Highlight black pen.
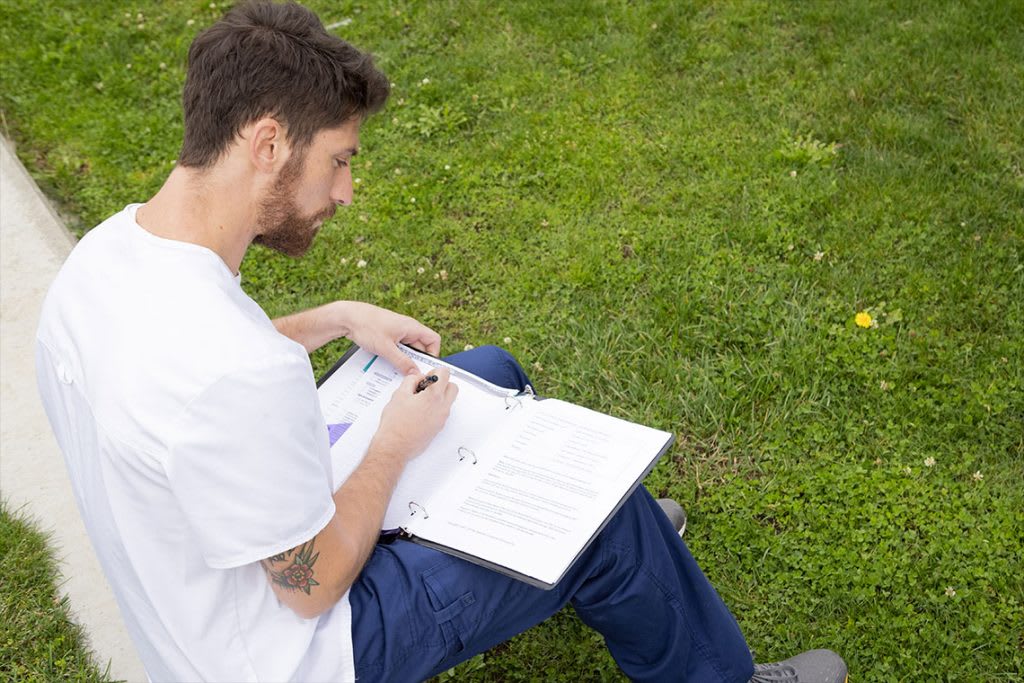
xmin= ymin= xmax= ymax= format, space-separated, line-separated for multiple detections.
xmin=415 ymin=374 xmax=439 ymax=393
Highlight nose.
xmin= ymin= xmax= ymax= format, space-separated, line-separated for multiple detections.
xmin=332 ymin=164 xmax=354 ymax=206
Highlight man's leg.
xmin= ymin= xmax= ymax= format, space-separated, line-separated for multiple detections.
xmin=440 ymin=344 xmax=534 ymax=392
xmin=348 ymin=346 xmax=754 ymax=682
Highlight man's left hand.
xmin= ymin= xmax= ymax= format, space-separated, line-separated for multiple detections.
xmin=336 ymin=302 xmax=440 ymax=375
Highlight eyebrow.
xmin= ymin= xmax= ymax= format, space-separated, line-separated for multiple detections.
xmin=337 ymin=147 xmax=359 ymax=157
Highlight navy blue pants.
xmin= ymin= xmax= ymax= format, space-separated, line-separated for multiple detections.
xmin=350 ymin=346 xmax=754 ymax=682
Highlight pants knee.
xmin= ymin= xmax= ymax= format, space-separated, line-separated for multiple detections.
xmin=445 ymin=345 xmax=531 ymax=392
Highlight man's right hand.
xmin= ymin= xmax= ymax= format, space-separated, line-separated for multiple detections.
xmin=373 ymin=367 xmax=458 ymax=463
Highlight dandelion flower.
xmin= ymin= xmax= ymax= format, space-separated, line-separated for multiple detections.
xmin=463 ymin=344 xmax=474 ymax=351
xmin=945 ymin=586 xmax=956 ymax=597
xmin=354 ymin=178 xmax=362 ymax=184
xmin=972 ymin=471 xmax=984 ymax=481
xmin=789 ymin=170 xmax=797 ymax=177
xmin=813 ymin=251 xmax=825 ymax=261
xmin=357 ymin=259 xmax=367 ymax=268
xmin=444 ymin=164 xmax=451 ymax=170
xmin=503 ymin=336 xmax=512 ymax=344
xmin=855 ymin=312 xmax=873 ymax=328
xmin=421 ymin=77 xmax=431 ymax=85
xmin=187 ymin=19 xmax=195 ymax=26
xmin=159 ymin=62 xmax=167 ymax=70
xmin=410 ymin=197 xmax=416 ymax=203
xmin=416 ymin=267 xmax=425 ymax=275
xmin=903 ymin=466 xmax=912 ymax=475
xmin=924 ymin=456 xmax=936 ymax=468
xmin=340 ymin=257 xmax=349 ymax=265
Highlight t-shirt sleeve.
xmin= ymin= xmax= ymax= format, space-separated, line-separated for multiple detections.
xmin=166 ymin=353 xmax=336 ymax=569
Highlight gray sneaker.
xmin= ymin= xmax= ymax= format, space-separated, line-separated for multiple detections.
xmin=749 ymin=649 xmax=848 ymax=683
xmin=656 ymin=498 xmax=687 ymax=537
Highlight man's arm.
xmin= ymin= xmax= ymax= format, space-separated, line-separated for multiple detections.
xmin=260 ymin=369 xmax=458 ymax=619
xmin=273 ymin=301 xmax=440 ymax=374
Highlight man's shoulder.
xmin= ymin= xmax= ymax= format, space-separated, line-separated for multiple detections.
xmin=36 ymin=204 xmax=312 ymax=445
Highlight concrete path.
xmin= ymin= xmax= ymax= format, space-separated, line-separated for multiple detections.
xmin=1 ymin=136 xmax=148 ymax=682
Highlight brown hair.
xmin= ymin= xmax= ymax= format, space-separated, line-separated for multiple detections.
xmin=178 ymin=1 xmax=389 ymax=168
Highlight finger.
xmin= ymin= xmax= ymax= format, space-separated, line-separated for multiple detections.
xmin=379 ymin=343 xmax=419 ymax=376
xmin=423 ymin=333 xmax=441 ymax=357
xmin=403 ymin=325 xmax=441 ymax=357
xmin=397 ymin=373 xmax=422 ymax=394
xmin=430 ymin=367 xmax=451 ymax=389
xmin=444 ymin=381 xmax=459 ymax=405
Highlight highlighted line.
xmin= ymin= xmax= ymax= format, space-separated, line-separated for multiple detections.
xmin=362 ymin=355 xmax=378 ymax=372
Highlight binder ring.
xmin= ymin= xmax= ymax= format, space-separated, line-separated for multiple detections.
xmin=457 ymin=446 xmax=477 ymax=464
xmin=408 ymin=501 xmax=429 ymax=519
xmin=505 ymin=395 xmax=524 ymax=411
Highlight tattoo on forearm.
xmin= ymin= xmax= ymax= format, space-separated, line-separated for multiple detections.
xmin=261 ymin=540 xmax=320 ymax=595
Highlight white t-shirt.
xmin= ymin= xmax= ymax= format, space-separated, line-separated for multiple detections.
xmin=35 ymin=204 xmax=355 ymax=682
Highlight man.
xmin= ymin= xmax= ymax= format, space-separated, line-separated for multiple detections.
xmin=36 ymin=2 xmax=847 ymax=681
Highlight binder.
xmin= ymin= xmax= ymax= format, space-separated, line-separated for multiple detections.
xmin=317 ymin=345 xmax=674 ymax=589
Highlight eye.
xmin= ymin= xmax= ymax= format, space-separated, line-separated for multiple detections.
xmin=333 ymin=158 xmax=349 ymax=169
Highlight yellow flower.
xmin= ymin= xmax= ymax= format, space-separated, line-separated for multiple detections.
xmin=855 ymin=312 xmax=873 ymax=328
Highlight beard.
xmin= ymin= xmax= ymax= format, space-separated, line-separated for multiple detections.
xmin=253 ymin=153 xmax=336 ymax=258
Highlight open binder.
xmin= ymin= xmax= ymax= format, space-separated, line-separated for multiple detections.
xmin=317 ymin=345 xmax=674 ymax=589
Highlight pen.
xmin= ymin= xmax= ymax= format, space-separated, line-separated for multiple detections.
xmin=415 ymin=374 xmax=439 ymax=393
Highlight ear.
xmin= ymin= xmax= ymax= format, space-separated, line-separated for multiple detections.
xmin=248 ymin=117 xmax=291 ymax=173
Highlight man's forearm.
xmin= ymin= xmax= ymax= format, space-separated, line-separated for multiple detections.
xmin=273 ymin=301 xmax=354 ymax=353
xmin=329 ymin=435 xmax=410 ymax=576
xmin=263 ymin=434 xmax=409 ymax=620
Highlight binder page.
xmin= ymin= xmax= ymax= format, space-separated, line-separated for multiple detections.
xmin=318 ymin=348 xmax=382 ymax=447
xmin=317 ymin=348 xmax=517 ymax=531
xmin=410 ymin=398 xmax=671 ymax=586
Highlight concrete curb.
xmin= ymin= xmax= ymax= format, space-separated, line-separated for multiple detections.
xmin=1 ymin=136 xmax=148 ymax=682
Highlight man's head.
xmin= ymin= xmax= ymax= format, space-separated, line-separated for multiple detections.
xmin=178 ymin=0 xmax=389 ymax=169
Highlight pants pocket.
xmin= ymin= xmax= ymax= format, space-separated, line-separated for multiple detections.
xmin=422 ymin=560 xmax=477 ymax=660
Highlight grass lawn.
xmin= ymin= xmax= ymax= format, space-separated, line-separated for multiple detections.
xmin=0 ymin=502 xmax=111 ymax=681
xmin=2 ymin=0 xmax=1022 ymax=680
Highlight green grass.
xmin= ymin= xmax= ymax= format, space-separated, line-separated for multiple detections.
xmin=0 ymin=502 xmax=112 ymax=681
xmin=2 ymin=0 xmax=1022 ymax=680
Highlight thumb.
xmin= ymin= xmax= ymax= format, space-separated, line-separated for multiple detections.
xmin=397 ymin=373 xmax=422 ymax=394
xmin=379 ymin=343 xmax=419 ymax=376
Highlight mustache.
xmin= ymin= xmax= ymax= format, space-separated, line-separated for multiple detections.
xmin=315 ymin=204 xmax=337 ymax=224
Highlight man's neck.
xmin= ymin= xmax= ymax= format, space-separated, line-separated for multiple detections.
xmin=135 ymin=165 xmax=258 ymax=275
